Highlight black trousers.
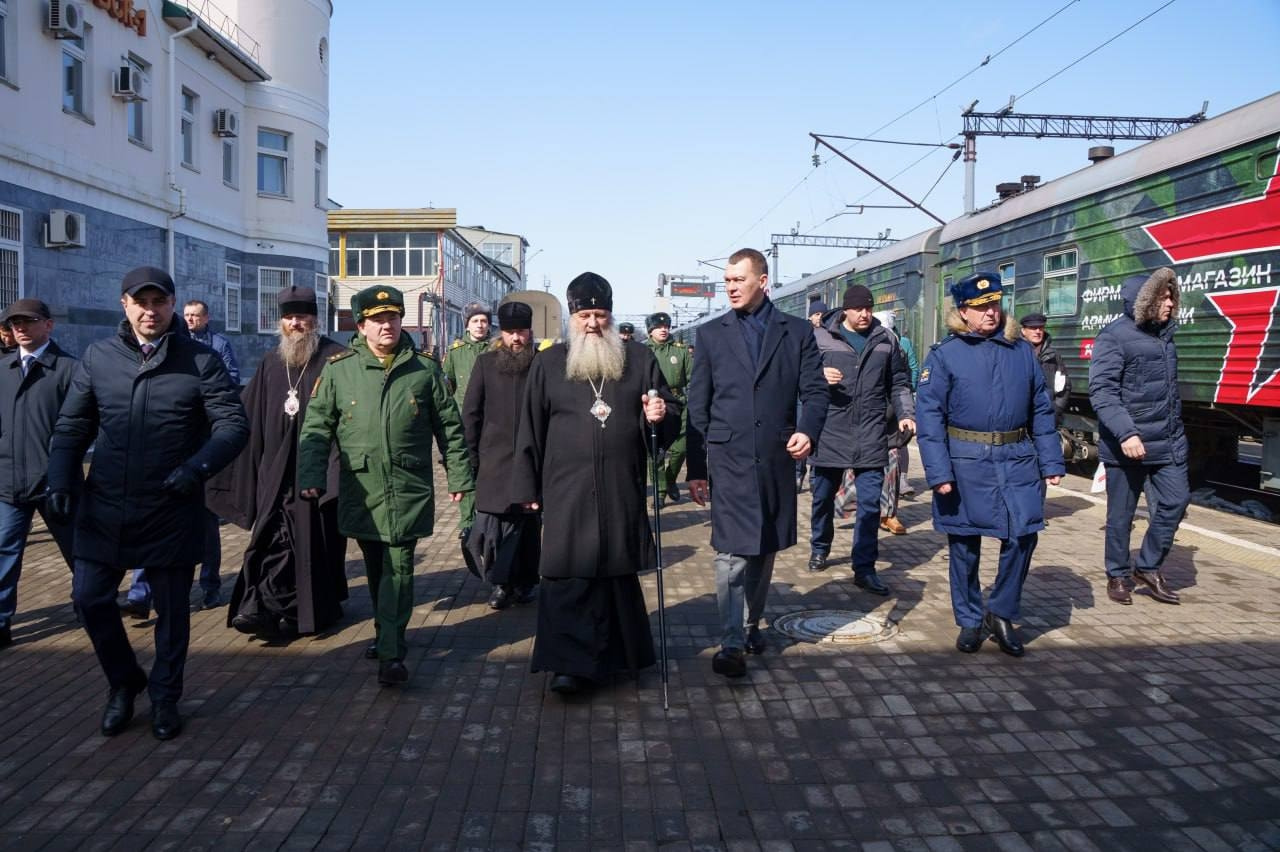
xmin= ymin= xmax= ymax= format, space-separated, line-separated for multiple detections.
xmin=73 ymin=559 xmax=195 ymax=704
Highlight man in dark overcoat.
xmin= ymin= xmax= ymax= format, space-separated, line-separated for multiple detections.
xmin=46 ymin=266 xmax=248 ymax=739
xmin=0 ymin=298 xmax=78 ymax=648
xmin=916 ymin=271 xmax=1064 ymax=658
xmin=1088 ymin=267 xmax=1188 ymax=606
xmin=513 ymin=273 xmax=678 ymax=696
xmin=806 ymin=286 xmax=914 ymax=592
xmin=207 ymin=285 xmax=349 ymax=638
xmin=462 ymin=300 xmax=541 ymax=610
xmin=686 ymin=248 xmax=828 ymax=678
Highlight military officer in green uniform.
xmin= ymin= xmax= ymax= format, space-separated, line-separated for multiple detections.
xmin=444 ymin=302 xmax=492 ymax=531
xmin=645 ymin=312 xmax=694 ymax=503
xmin=299 ymin=286 xmax=473 ymax=687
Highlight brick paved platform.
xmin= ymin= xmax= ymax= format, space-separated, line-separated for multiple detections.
xmin=2 ymin=469 xmax=1278 ymax=851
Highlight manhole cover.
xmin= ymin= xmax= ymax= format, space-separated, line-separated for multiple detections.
xmin=772 ymin=608 xmax=898 ymax=644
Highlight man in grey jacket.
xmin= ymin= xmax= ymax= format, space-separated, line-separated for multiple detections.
xmin=806 ymin=286 xmax=914 ymax=595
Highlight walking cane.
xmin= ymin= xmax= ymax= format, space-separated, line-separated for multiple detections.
xmin=647 ymin=389 xmax=670 ymax=711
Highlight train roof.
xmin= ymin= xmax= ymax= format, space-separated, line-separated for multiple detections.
xmin=941 ymin=91 xmax=1280 ymax=244
xmin=845 ymin=226 xmax=942 ymax=271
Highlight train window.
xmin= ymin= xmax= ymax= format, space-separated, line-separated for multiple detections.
xmin=1257 ymin=148 xmax=1279 ymax=182
xmin=1043 ymin=249 xmax=1078 ymax=317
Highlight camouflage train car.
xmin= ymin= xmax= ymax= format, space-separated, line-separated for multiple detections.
xmin=937 ymin=92 xmax=1279 ymax=491
xmin=673 ymin=92 xmax=1279 ymax=493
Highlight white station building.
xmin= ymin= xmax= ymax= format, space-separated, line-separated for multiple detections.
xmin=0 ymin=0 xmax=333 ymax=372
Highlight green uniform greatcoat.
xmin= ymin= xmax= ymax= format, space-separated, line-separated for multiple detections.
xmin=646 ymin=337 xmax=694 ymax=495
xmin=444 ymin=334 xmax=491 ymax=526
xmin=298 ymin=331 xmax=473 ymax=660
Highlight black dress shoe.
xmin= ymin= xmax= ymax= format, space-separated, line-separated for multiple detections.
xmin=854 ymin=573 xmax=890 ymax=596
xmin=955 ymin=626 xmax=985 ymax=653
xmin=119 ymin=600 xmax=150 ymax=619
xmin=488 ymin=585 xmax=511 ymax=610
xmin=101 ymin=678 xmax=146 ymax=736
xmin=983 ymin=612 xmax=1025 ymax=657
xmin=232 ymin=613 xmax=280 ymax=637
xmin=151 ymin=702 xmax=183 ymax=740
xmin=666 ymin=482 xmax=680 ymax=503
xmin=745 ymin=626 xmax=767 ymax=655
xmin=1106 ymin=577 xmax=1133 ymax=605
xmin=363 ymin=642 xmax=379 ymax=660
xmin=807 ymin=553 xmax=828 ymax=573
xmin=514 ymin=586 xmax=537 ymax=604
xmin=712 ymin=647 xmax=747 ymax=678
xmin=378 ymin=659 xmax=409 ymax=686
xmin=1133 ymin=570 xmax=1180 ymax=604
xmin=200 ymin=590 xmax=225 ymax=610
xmin=549 ymin=673 xmax=583 ymax=695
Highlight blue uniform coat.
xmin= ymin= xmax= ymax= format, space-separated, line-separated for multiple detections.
xmin=685 ymin=299 xmax=828 ymax=556
xmin=916 ymin=312 xmax=1065 ymax=539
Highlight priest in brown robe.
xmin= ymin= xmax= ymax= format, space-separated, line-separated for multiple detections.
xmin=208 ymin=286 xmax=349 ymax=637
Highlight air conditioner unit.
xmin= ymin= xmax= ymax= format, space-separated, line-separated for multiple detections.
xmin=45 ymin=210 xmax=86 ymax=249
xmin=112 ymin=65 xmax=149 ymax=101
xmin=47 ymin=1 xmax=84 ymax=39
xmin=213 ymin=109 xmax=240 ymax=138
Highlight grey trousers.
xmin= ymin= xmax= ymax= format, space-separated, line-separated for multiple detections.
xmin=714 ymin=551 xmax=776 ymax=650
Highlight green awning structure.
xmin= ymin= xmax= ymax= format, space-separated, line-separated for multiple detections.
xmin=162 ymin=1 xmax=270 ymax=83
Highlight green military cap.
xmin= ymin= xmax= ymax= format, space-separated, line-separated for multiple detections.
xmin=352 ymin=285 xmax=405 ymax=319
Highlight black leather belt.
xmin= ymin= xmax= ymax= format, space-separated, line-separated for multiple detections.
xmin=947 ymin=426 xmax=1027 ymax=445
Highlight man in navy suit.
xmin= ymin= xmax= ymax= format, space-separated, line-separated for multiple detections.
xmin=686 ymin=248 xmax=828 ymax=678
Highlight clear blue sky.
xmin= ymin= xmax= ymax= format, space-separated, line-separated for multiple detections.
xmin=328 ymin=0 xmax=1280 ymax=325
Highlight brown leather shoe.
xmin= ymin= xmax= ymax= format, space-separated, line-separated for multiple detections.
xmin=1133 ymin=571 xmax=1180 ymax=604
xmin=880 ymin=516 xmax=907 ymax=535
xmin=1106 ymin=577 xmax=1133 ymax=605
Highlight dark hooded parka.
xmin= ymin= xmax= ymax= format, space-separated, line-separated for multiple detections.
xmin=207 ymin=337 xmax=351 ymax=634
xmin=1088 ymin=268 xmax=1187 ymax=468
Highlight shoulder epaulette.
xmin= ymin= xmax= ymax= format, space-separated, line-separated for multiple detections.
xmin=328 ymin=350 xmax=355 ymax=363
xmin=450 ymin=340 xmax=463 ymax=350
xmin=537 ymin=339 xmax=555 ymax=351
xmin=675 ymin=341 xmax=687 ymax=348
xmin=416 ymin=350 xmax=438 ymax=362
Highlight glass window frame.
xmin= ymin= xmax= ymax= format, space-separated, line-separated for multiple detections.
xmin=224 ymin=262 xmax=241 ymax=332
xmin=256 ymin=128 xmax=290 ymax=198
xmin=0 ymin=204 xmax=23 ymax=311
xmin=221 ymin=136 xmax=238 ymax=188
xmin=314 ymin=142 xmax=326 ymax=209
xmin=315 ymin=272 xmax=329 ymax=333
xmin=0 ymin=0 xmax=10 ymax=84
xmin=1042 ymin=248 xmax=1079 ymax=319
xmin=180 ymin=87 xmax=197 ymax=169
xmin=125 ymin=53 xmax=148 ymax=147
xmin=61 ymin=31 xmax=87 ymax=118
xmin=258 ymin=266 xmax=293 ymax=332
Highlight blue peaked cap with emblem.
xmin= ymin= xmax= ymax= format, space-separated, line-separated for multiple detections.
xmin=951 ymin=271 xmax=1004 ymax=308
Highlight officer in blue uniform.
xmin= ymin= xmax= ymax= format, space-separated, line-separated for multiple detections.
xmin=915 ymin=272 xmax=1065 ymax=657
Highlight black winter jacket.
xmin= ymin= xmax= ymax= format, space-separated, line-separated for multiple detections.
xmin=808 ymin=313 xmax=914 ymax=470
xmin=0 ymin=340 xmax=78 ymax=504
xmin=1088 ymin=269 xmax=1186 ymax=467
xmin=1031 ymin=330 xmax=1071 ymax=421
xmin=47 ymin=318 xmax=249 ymax=566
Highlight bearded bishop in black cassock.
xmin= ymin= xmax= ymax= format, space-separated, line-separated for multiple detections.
xmin=514 ymin=273 xmax=679 ymax=690
xmin=208 ymin=286 xmax=349 ymax=635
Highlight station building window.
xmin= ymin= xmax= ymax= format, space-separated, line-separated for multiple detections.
xmin=257 ymin=129 xmax=290 ymax=197
xmin=224 ymin=263 xmax=241 ymax=332
xmin=481 ymin=242 xmax=512 ymax=265
xmin=328 ymin=233 xmax=340 ymax=275
xmin=344 ymin=232 xmax=439 ymax=278
xmin=222 ymin=135 xmax=238 ymax=188
xmin=1043 ymin=249 xmax=1078 ymax=318
xmin=258 ymin=267 xmax=292 ymax=332
xmin=0 ymin=206 xmax=22 ymax=311
xmin=315 ymin=272 xmax=328 ymax=333
xmin=0 ymin=0 xmax=12 ymax=84
xmin=62 ymin=28 xmax=88 ymax=118
xmin=180 ymin=88 xmax=198 ymax=168
xmin=125 ymin=54 xmax=149 ymax=146
xmin=314 ymin=142 xmax=326 ymax=208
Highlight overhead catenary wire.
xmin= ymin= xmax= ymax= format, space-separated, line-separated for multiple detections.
xmin=714 ymin=0 xmax=1082 ymax=255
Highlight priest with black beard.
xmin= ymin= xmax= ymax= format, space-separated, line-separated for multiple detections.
xmin=461 ymin=300 xmax=542 ymax=610
xmin=208 ymin=286 xmax=349 ymax=637
xmin=514 ymin=272 xmax=680 ymax=695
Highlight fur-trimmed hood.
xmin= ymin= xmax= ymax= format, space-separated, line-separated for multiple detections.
xmin=1123 ymin=267 xmax=1179 ymax=327
xmin=944 ymin=308 xmax=1021 ymax=341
